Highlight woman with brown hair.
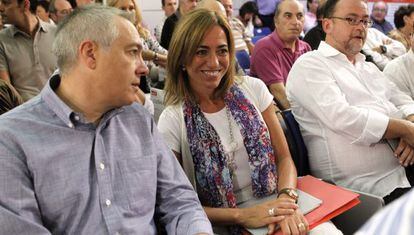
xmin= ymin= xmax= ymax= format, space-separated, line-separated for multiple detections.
xmin=158 ymin=8 xmax=307 ymax=235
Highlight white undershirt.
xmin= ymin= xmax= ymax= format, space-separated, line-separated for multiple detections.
xmin=203 ymin=108 xmax=251 ymax=192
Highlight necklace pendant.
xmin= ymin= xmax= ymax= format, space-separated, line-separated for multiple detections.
xmin=228 ymin=142 xmax=238 ymax=152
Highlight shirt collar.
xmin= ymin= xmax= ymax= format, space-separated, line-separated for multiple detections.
xmin=318 ymin=41 xmax=366 ymax=63
xmin=41 ymin=73 xmax=76 ymax=128
xmin=272 ymin=31 xmax=300 ymax=50
xmin=9 ymin=17 xmax=48 ymax=37
xmin=37 ymin=18 xmax=50 ymax=33
xmin=41 ymin=72 xmax=126 ymax=128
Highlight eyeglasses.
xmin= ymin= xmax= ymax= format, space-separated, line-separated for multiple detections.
xmin=329 ymin=16 xmax=373 ymax=27
xmin=57 ymin=9 xmax=73 ymax=16
xmin=373 ymin=8 xmax=387 ymax=13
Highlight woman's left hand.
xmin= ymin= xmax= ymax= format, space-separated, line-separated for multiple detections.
xmin=267 ymin=209 xmax=309 ymax=235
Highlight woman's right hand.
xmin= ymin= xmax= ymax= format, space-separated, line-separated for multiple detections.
xmin=238 ymin=197 xmax=298 ymax=228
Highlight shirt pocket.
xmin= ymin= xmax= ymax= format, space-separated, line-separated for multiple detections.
xmin=116 ymin=156 xmax=157 ymax=214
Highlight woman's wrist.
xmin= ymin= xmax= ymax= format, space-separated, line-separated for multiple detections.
xmin=234 ymin=207 xmax=246 ymax=225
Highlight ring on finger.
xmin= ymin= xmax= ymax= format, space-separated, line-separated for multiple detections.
xmin=298 ymin=222 xmax=305 ymax=229
xmin=268 ymin=207 xmax=276 ymax=216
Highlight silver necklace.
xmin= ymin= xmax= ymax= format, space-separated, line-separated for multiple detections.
xmin=225 ymin=106 xmax=238 ymax=174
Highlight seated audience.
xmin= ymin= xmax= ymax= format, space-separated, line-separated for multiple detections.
xmin=287 ymin=0 xmax=414 ymax=205
xmin=384 ymin=34 xmax=414 ymax=99
xmin=219 ymin=0 xmax=254 ymax=54
xmin=303 ymin=0 xmax=326 ymax=50
xmin=158 ymin=8 xmax=341 ymax=235
xmin=237 ymin=1 xmax=261 ymax=38
xmin=49 ymin=0 xmax=73 ymax=24
xmin=363 ymin=27 xmax=406 ymax=71
xmin=108 ymin=0 xmax=165 ymax=106
xmin=388 ymin=4 xmax=414 ymax=51
xmin=0 ymin=80 xmax=22 ymax=115
xmin=154 ymin=0 xmax=177 ymax=42
xmin=370 ymin=1 xmax=393 ymax=35
xmin=0 ymin=5 xmax=212 ymax=234
xmin=250 ymin=0 xmax=311 ymax=110
xmin=160 ymin=0 xmax=197 ymax=49
xmin=0 ymin=0 xmax=57 ymax=101
xmin=303 ymin=0 xmax=319 ymax=33
xmin=35 ymin=0 xmax=54 ymax=24
xmin=257 ymin=0 xmax=279 ymax=31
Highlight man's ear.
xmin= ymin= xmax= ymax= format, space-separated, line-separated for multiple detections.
xmin=78 ymin=40 xmax=98 ymax=70
xmin=322 ymin=18 xmax=332 ymax=34
xmin=50 ymin=13 xmax=57 ymax=22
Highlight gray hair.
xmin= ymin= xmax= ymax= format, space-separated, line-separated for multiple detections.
xmin=52 ymin=4 xmax=132 ymax=74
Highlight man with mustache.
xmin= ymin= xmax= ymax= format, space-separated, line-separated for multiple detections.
xmin=286 ymin=0 xmax=414 ymax=204
xmin=250 ymin=0 xmax=310 ymax=110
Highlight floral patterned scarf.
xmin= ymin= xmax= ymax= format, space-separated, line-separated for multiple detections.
xmin=184 ymin=83 xmax=277 ymax=210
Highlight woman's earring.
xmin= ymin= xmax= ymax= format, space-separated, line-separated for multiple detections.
xmin=181 ymin=65 xmax=186 ymax=71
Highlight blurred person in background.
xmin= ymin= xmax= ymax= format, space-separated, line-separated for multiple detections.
xmin=389 ymin=4 xmax=414 ymax=51
xmin=237 ymin=1 xmax=261 ymax=38
xmin=303 ymin=0 xmax=319 ymax=33
xmin=35 ymin=0 xmax=54 ymax=24
xmin=160 ymin=0 xmax=197 ymax=49
xmin=49 ymin=0 xmax=73 ymax=24
xmin=370 ymin=1 xmax=393 ymax=35
xmin=154 ymin=0 xmax=177 ymax=42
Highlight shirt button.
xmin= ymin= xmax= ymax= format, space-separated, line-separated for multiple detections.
xmin=105 ymin=199 xmax=111 ymax=207
xmin=74 ymin=115 xmax=80 ymax=121
xmin=99 ymin=163 xmax=105 ymax=170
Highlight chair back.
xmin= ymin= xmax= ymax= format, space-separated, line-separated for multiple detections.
xmin=235 ymin=50 xmax=250 ymax=72
xmin=252 ymin=35 xmax=264 ymax=44
xmin=254 ymin=27 xmax=271 ymax=36
xmin=280 ymin=109 xmax=311 ymax=176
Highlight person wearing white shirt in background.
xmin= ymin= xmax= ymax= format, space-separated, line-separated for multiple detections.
xmin=384 ymin=34 xmax=414 ymax=99
xmin=286 ymin=0 xmax=414 ymax=205
xmin=154 ymin=0 xmax=177 ymax=42
xmin=362 ymin=27 xmax=406 ymax=71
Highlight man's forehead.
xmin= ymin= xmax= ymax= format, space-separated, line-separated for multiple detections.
xmin=335 ymin=0 xmax=368 ymax=14
xmin=279 ymin=0 xmax=303 ymax=13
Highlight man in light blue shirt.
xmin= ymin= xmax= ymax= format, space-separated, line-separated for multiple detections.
xmin=0 ymin=5 xmax=212 ymax=235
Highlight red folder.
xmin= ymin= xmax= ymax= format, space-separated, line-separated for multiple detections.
xmin=274 ymin=175 xmax=360 ymax=234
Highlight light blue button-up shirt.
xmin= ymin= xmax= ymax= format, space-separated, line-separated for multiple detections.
xmin=0 ymin=74 xmax=212 ymax=235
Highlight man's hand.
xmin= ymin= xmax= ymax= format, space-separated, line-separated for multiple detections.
xmin=394 ymin=139 xmax=414 ymax=167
